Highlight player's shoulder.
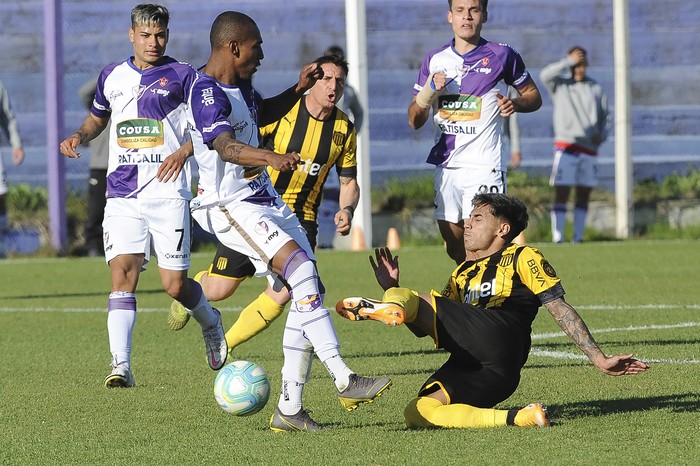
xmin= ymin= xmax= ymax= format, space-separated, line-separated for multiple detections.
xmin=425 ymin=41 xmax=455 ymax=61
xmin=513 ymin=245 xmax=559 ymax=277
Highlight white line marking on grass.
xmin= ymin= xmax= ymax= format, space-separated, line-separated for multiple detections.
xmin=530 ymin=348 xmax=700 ymax=364
xmin=0 ymin=306 xmax=244 ymax=313
xmin=577 ymin=304 xmax=700 ymax=310
xmin=532 ymin=321 xmax=700 ymax=340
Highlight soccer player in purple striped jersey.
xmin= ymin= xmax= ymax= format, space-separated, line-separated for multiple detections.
xmin=184 ymin=11 xmax=392 ymax=432
xmin=408 ymin=0 xmax=542 ymax=264
xmin=60 ymin=4 xmax=227 ymax=388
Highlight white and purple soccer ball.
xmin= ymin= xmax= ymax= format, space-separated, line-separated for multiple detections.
xmin=213 ymin=360 xmax=270 ymax=416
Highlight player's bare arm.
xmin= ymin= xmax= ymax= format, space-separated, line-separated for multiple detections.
xmin=334 ymin=176 xmax=360 ymax=235
xmin=60 ymin=113 xmax=108 ymax=158
xmin=158 ymin=140 xmax=194 ymax=182
xmin=544 ymin=297 xmax=650 ymax=376
xmin=212 ymin=131 xmax=299 ymax=171
xmin=510 ymin=79 xmax=542 ymax=113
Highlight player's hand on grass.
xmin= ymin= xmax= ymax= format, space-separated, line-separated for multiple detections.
xmin=594 ymin=353 xmax=650 ymax=376
xmin=369 ymin=247 xmax=400 ymax=290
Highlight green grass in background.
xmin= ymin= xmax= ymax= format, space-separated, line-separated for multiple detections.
xmin=1 ymin=241 xmax=698 ymax=465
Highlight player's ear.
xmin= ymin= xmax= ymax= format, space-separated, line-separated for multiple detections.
xmin=230 ymin=41 xmax=239 ymax=56
xmin=498 ymin=222 xmax=510 ymax=239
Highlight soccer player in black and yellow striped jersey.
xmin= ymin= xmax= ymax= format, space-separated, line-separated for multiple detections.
xmin=169 ymin=55 xmax=360 ymax=358
xmin=337 ymin=193 xmax=649 ymax=429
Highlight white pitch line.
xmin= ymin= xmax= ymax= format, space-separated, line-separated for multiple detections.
xmin=532 ymin=321 xmax=700 ymax=340
xmin=530 ymin=348 xmax=700 ymax=365
xmin=0 ymin=306 xmax=244 ymax=313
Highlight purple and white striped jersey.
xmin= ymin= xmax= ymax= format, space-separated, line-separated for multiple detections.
xmin=93 ymin=56 xmax=197 ymax=200
xmin=188 ymin=78 xmax=278 ymax=207
xmin=413 ymin=38 xmax=532 ymax=170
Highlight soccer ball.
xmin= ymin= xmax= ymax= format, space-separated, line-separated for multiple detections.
xmin=213 ymin=360 xmax=271 ymax=416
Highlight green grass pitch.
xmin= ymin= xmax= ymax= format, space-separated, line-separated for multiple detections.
xmin=1 ymin=240 xmax=699 ymax=465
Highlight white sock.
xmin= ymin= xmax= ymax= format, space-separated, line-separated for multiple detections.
xmin=573 ymin=206 xmax=588 ymax=242
xmin=282 ymin=248 xmax=354 ymax=391
xmin=277 ymin=379 xmax=305 ymax=415
xmin=551 ymin=204 xmax=566 ymax=243
xmin=107 ymin=292 xmax=137 ymax=367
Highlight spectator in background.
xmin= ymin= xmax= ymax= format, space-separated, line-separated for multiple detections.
xmin=318 ymin=44 xmax=365 ymax=248
xmin=540 ymin=46 xmax=609 ymax=244
xmin=0 ymin=80 xmax=24 ymax=258
xmin=78 ymin=76 xmax=109 ymax=257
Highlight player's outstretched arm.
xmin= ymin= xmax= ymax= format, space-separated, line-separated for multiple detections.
xmin=212 ymin=131 xmax=299 ymax=172
xmin=544 ymin=297 xmax=650 ymax=376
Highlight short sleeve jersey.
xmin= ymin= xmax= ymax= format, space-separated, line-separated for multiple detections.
xmin=93 ymin=57 xmax=197 ymax=200
xmin=188 ymin=78 xmax=278 ymax=207
xmin=413 ymin=38 xmax=531 ymax=170
xmin=260 ymin=99 xmax=357 ymax=222
xmin=440 ymin=243 xmax=563 ymax=326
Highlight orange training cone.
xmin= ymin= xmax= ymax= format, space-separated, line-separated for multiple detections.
xmin=351 ymin=226 xmax=366 ymax=251
xmin=386 ymin=227 xmax=401 ymax=250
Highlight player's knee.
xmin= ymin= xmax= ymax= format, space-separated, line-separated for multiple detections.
xmin=204 ymin=278 xmax=241 ymax=302
xmin=403 ymin=397 xmax=443 ymax=428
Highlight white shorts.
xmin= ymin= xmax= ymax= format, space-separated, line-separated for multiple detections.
xmin=549 ymin=149 xmax=597 ymax=188
xmin=208 ymin=198 xmax=315 ymax=278
xmin=103 ymin=197 xmax=192 ymax=271
xmin=434 ymin=166 xmax=506 ymax=223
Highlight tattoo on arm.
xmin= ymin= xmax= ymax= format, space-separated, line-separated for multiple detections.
xmin=213 ymin=133 xmax=244 ymax=164
xmin=545 ymin=298 xmax=603 ymax=361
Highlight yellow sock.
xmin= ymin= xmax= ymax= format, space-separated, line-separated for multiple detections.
xmin=382 ymin=287 xmax=420 ymax=322
xmin=404 ymin=397 xmax=509 ymax=429
xmin=225 ymin=292 xmax=285 ymax=350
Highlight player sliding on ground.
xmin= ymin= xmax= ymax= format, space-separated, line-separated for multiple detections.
xmin=336 ymin=193 xmax=649 ymax=428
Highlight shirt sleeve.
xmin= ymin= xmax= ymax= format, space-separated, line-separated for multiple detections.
xmin=0 ymin=81 xmax=23 ymax=148
xmin=189 ymin=75 xmax=233 ymax=147
xmin=515 ymin=247 xmax=561 ymax=295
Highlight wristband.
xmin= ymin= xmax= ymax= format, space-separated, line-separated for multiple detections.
xmin=342 ymin=205 xmax=355 ymax=216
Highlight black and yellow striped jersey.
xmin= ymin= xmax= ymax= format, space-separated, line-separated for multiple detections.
xmin=440 ymin=243 xmax=563 ymax=322
xmin=260 ymin=98 xmax=357 ymax=222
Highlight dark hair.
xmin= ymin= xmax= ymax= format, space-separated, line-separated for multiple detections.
xmin=567 ymin=45 xmax=587 ymax=55
xmin=472 ymin=193 xmax=528 ymax=243
xmin=314 ymin=54 xmax=349 ymax=78
xmin=131 ymin=4 xmax=169 ymax=29
xmin=324 ymin=45 xmax=345 ymax=60
xmin=448 ymin=0 xmax=488 ymax=12
xmin=209 ymin=11 xmax=258 ymax=48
